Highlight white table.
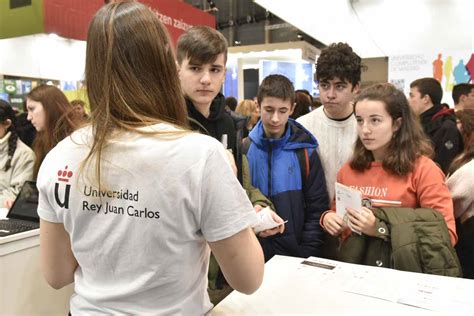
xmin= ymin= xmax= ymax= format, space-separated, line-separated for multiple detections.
xmin=0 ymin=208 xmax=73 ymax=315
xmin=211 ymin=255 xmax=474 ymax=316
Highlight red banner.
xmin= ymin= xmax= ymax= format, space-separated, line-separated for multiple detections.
xmin=43 ymin=0 xmax=215 ymax=44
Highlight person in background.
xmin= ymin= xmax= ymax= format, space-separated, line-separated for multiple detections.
xmin=452 ymin=83 xmax=474 ymax=112
xmin=235 ymin=99 xmax=260 ymax=137
xmin=38 ymin=2 xmax=264 ymax=314
xmin=26 ymin=85 xmax=76 ymax=177
xmin=70 ymin=99 xmax=89 ymax=124
xmin=297 ymin=42 xmax=362 ymax=259
xmin=321 ymin=84 xmax=457 ymax=265
xmin=310 ymin=97 xmax=322 ymax=111
xmin=224 ymin=96 xmax=238 ymax=113
xmin=408 ymin=77 xmax=463 ymax=174
xmin=291 ymin=90 xmax=311 ymax=119
xmin=447 ymin=109 xmax=474 ymax=279
xmin=441 ymin=103 xmax=451 ymax=111
xmin=0 ymin=100 xmax=35 ymax=208
xmin=16 ymin=100 xmax=36 ymax=148
xmin=245 ymin=74 xmax=329 ymax=261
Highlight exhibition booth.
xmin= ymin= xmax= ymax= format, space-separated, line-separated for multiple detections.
xmin=255 ymin=0 xmax=474 ymax=105
xmin=0 ymin=0 xmax=215 ymax=107
xmin=1 ymin=1 xmax=473 ymax=314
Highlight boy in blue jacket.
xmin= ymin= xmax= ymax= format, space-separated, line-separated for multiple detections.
xmin=245 ymin=74 xmax=329 ymax=261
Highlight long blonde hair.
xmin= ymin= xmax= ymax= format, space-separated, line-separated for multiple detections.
xmin=235 ymin=99 xmax=257 ymax=117
xmin=84 ymin=1 xmax=188 ymax=186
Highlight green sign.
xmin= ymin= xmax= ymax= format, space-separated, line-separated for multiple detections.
xmin=0 ymin=0 xmax=44 ymax=39
xmin=4 ymin=79 xmax=17 ymax=95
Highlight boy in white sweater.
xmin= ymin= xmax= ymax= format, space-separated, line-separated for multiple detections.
xmin=297 ymin=43 xmax=362 ymax=259
xmin=297 ymin=43 xmax=362 ymax=201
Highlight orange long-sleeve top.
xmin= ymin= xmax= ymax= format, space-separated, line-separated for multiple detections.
xmin=321 ymin=156 xmax=457 ymax=245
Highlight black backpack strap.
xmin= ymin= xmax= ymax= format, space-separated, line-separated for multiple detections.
xmin=296 ymin=148 xmax=310 ymax=189
xmin=187 ymin=116 xmax=210 ymax=135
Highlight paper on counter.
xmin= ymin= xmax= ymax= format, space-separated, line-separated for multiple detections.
xmin=397 ymin=274 xmax=474 ymax=315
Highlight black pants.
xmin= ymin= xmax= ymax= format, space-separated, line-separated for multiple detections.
xmin=456 ymin=216 xmax=474 ymax=279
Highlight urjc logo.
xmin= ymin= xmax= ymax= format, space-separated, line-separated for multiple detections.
xmin=54 ymin=165 xmax=73 ymax=209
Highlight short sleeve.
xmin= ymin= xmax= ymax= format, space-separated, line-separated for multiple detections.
xmin=199 ymin=145 xmax=258 ymax=242
xmin=36 ymin=152 xmax=62 ymax=223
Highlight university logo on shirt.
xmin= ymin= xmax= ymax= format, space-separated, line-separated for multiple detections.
xmin=54 ymin=165 xmax=73 ymax=209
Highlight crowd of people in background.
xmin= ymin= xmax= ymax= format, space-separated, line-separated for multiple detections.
xmin=1 ymin=1 xmax=473 ymax=314
xmin=1 ymin=86 xmax=86 ymax=208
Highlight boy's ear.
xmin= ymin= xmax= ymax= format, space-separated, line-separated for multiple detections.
xmin=289 ymin=102 xmax=296 ymax=115
xmin=220 ymin=66 xmax=227 ymax=84
xmin=352 ymin=82 xmax=361 ymax=95
xmin=422 ymin=94 xmax=431 ymax=105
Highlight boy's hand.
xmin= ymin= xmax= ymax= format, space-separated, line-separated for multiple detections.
xmin=258 ymin=210 xmax=285 ymax=238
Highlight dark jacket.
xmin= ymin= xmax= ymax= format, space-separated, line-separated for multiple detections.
xmin=420 ymin=104 xmax=463 ymax=174
xmin=246 ymin=119 xmax=329 ymax=261
xmin=186 ymin=93 xmax=246 ymax=183
xmin=339 ymin=207 xmax=461 ymax=277
xmin=16 ymin=112 xmax=36 ymax=148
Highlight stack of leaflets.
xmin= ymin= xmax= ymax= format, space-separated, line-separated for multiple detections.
xmin=335 ymin=182 xmax=363 ymax=234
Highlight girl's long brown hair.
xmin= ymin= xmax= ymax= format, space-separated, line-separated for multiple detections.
xmin=27 ymin=85 xmax=76 ymax=177
xmin=350 ymin=83 xmax=433 ymax=175
xmin=83 ymin=1 xmax=188 ymax=187
xmin=448 ymin=109 xmax=474 ymax=174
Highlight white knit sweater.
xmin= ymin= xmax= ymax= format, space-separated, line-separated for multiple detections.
xmin=297 ymin=107 xmax=358 ymax=200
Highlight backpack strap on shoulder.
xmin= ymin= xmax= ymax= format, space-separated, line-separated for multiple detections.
xmin=296 ymin=148 xmax=310 ymax=186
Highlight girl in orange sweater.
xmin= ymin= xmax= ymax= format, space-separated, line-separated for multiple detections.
xmin=321 ymin=83 xmax=457 ymax=246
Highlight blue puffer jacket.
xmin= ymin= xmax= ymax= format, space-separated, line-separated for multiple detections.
xmin=247 ymin=119 xmax=329 ymax=261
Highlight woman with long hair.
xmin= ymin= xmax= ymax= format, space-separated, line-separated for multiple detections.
xmin=447 ymin=109 xmax=474 ymax=278
xmin=235 ymin=99 xmax=260 ymax=136
xmin=291 ymin=90 xmax=311 ymax=119
xmin=37 ymin=2 xmax=263 ymax=314
xmin=26 ymin=85 xmax=76 ymax=177
xmin=321 ymin=84 xmax=457 ymax=267
xmin=0 ymin=100 xmax=35 ymax=207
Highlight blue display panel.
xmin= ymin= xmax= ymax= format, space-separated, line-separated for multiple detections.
xmin=260 ymin=60 xmax=314 ymax=94
xmin=223 ymin=59 xmax=239 ymax=99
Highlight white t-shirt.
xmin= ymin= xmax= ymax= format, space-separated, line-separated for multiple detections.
xmin=37 ymin=124 xmax=258 ymax=315
xmin=297 ymin=107 xmax=357 ymax=200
